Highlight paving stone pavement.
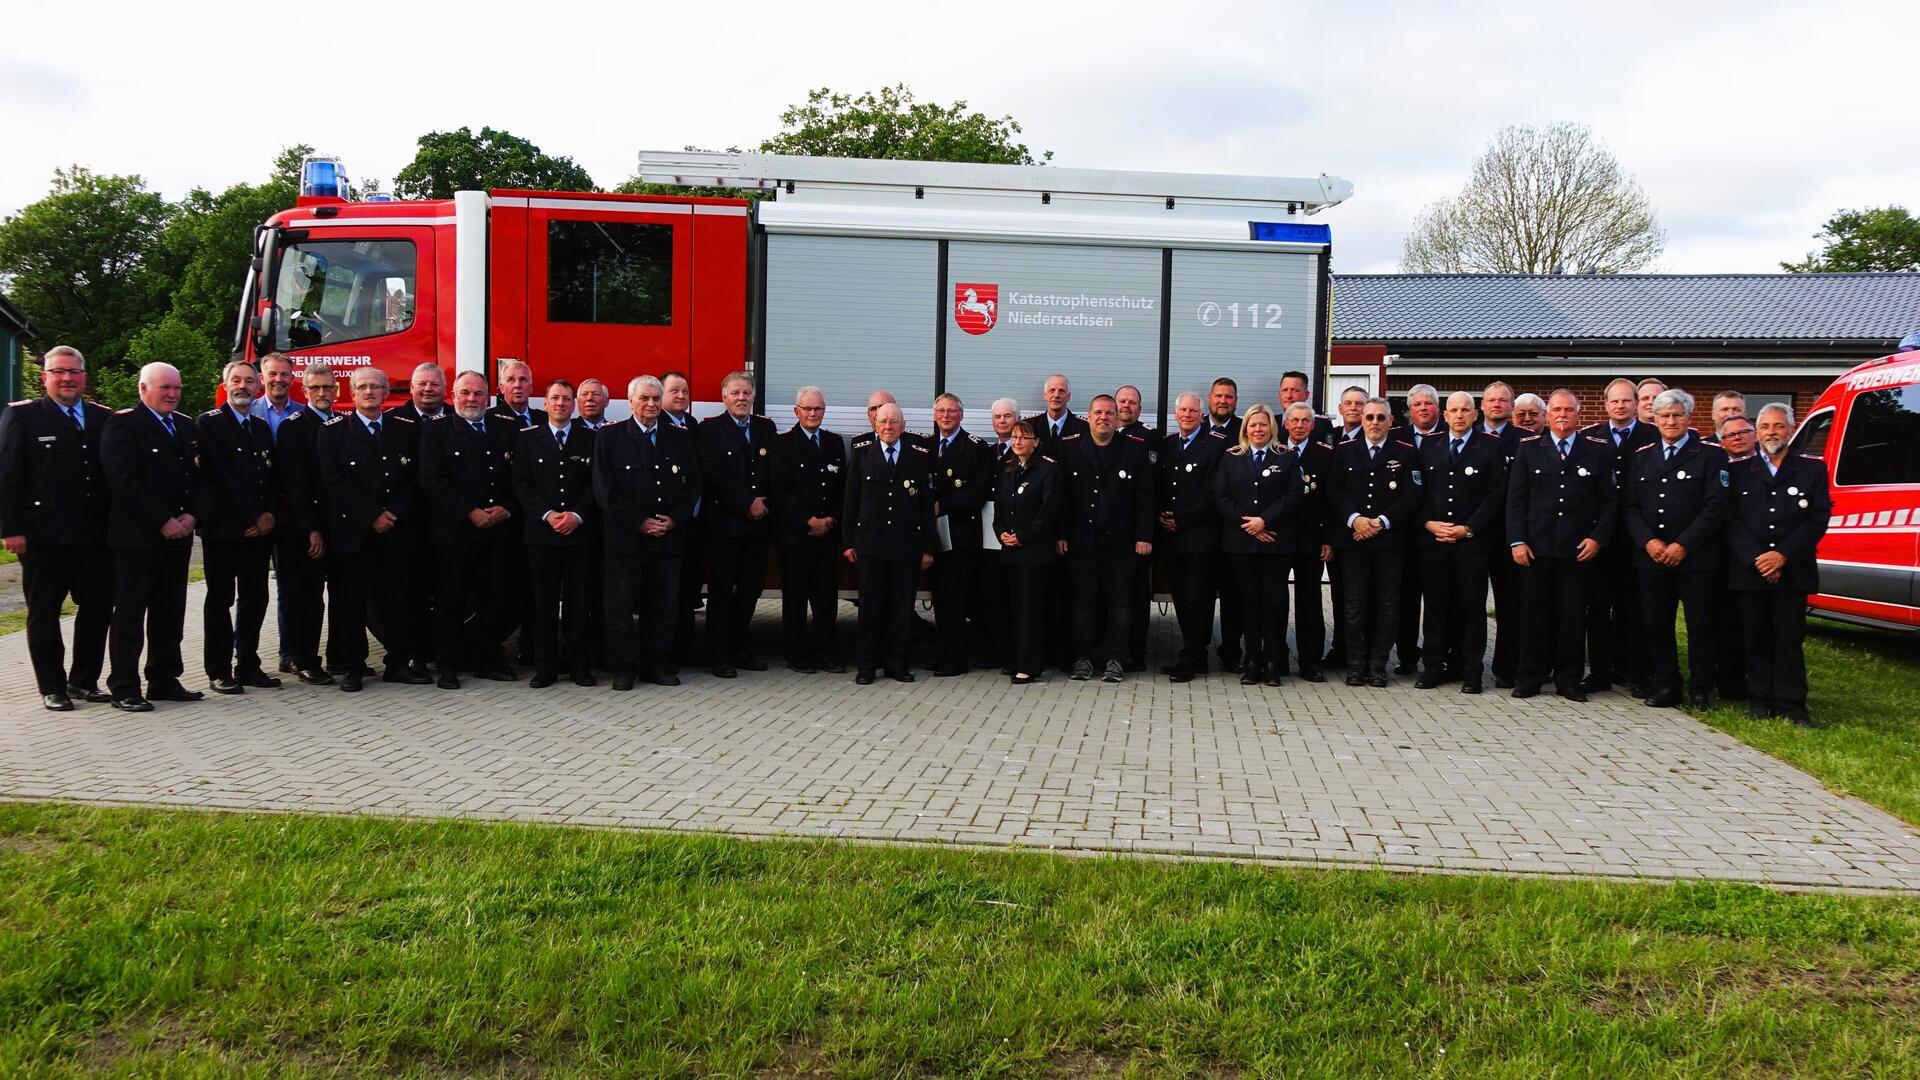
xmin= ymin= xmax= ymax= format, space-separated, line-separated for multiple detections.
xmin=4 ymin=582 xmax=1919 ymax=893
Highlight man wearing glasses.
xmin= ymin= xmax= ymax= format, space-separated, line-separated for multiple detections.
xmin=769 ymin=386 xmax=847 ymax=673
xmin=1711 ymin=414 xmax=1757 ymax=702
xmin=0 ymin=345 xmax=116 ymax=711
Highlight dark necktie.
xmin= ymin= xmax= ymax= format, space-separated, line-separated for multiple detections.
xmin=470 ymin=420 xmax=485 ymax=435
xmin=555 ymin=427 xmax=567 ymax=451
xmin=1665 ymin=444 xmax=1676 ymax=461
xmin=1615 ymin=427 xmax=1628 ymax=447
xmin=647 ymin=426 xmax=657 ymax=448
xmin=160 ymin=413 xmax=175 ymax=438
xmin=1368 ymin=444 xmax=1377 ymax=463
xmin=67 ymin=405 xmax=83 ymax=431
xmin=886 ymin=444 xmax=897 ymax=472
xmin=1451 ymin=437 xmax=1463 ymax=462
xmin=1253 ymin=449 xmax=1265 ymax=468
xmin=237 ymin=414 xmax=253 ymax=451
xmin=369 ymin=419 xmax=382 ymax=440
xmin=939 ymin=437 xmax=949 ymax=458
xmin=1557 ymin=438 xmax=1570 ymax=459
xmin=739 ymin=422 xmax=751 ymax=447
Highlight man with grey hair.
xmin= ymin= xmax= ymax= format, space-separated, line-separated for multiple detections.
xmin=269 ymin=361 xmax=338 ymax=685
xmin=489 ymin=359 xmax=545 ymax=429
xmin=195 ymin=359 xmax=281 ymax=695
xmin=696 ymin=370 xmax=779 ymax=677
xmin=1622 ymin=387 xmax=1729 ymax=709
xmin=1510 ymin=393 xmax=1547 ymax=433
xmin=1704 ymin=391 xmax=1746 ymax=446
xmin=1389 ymin=383 xmax=1445 ymax=675
xmin=1480 ymin=380 xmax=1525 ymax=686
xmin=101 ymin=362 xmax=202 ymax=710
xmin=576 ymin=378 xmax=611 ymax=429
xmin=1157 ymin=390 xmax=1229 ymax=681
xmin=1582 ymin=377 xmax=1659 ymax=697
xmin=988 ymin=397 xmax=1020 ymax=463
xmin=0 ymin=344 xmax=116 ymax=710
xmin=419 ymin=370 xmax=524 ymax=689
xmin=595 ymin=372 xmax=701 ymax=689
xmin=769 ymin=384 xmax=847 ymax=673
xmin=927 ymin=392 xmax=995 ymax=676
xmin=1327 ymin=396 xmax=1422 ymax=686
xmin=1725 ymin=402 xmax=1828 ymax=724
xmin=843 ymin=401 xmax=938 ymax=683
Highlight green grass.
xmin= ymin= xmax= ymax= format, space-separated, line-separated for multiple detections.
xmin=1686 ymin=621 xmax=1920 ymax=825
xmin=0 ymin=549 xmax=16 ymax=565
xmin=2 ymin=803 xmax=1918 ymax=1078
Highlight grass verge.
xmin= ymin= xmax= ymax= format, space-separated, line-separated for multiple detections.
xmin=3 ymin=802 xmax=1919 ymax=1077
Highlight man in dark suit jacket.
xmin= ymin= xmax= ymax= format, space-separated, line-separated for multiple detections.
xmin=270 ymin=365 xmax=337 ymax=684
xmin=769 ymin=386 xmax=848 ymax=673
xmin=418 ymin=370 xmax=524 ymax=688
xmin=842 ymin=403 xmax=938 ymax=683
xmin=1320 ymin=384 xmax=1373 ymax=668
xmin=925 ymin=394 xmax=996 ymax=677
xmin=595 ymin=375 xmax=701 ymax=689
xmin=1157 ymin=393 xmax=1228 ymax=681
xmin=1505 ymin=389 xmax=1618 ymax=702
xmin=1055 ymin=395 xmax=1156 ymax=683
xmin=1414 ymin=393 xmax=1508 ymax=694
xmin=1278 ymin=402 xmax=1334 ymax=682
xmin=489 ymin=360 xmax=545 ymax=660
xmin=0 ymin=345 xmax=115 ymax=710
xmin=660 ymin=370 xmax=703 ymax=666
xmin=695 ymin=370 xmax=779 ymax=677
xmin=386 ymin=362 xmax=450 ymax=424
xmin=1389 ymin=384 xmax=1447 ymax=676
xmin=318 ymin=367 xmax=426 ymax=691
xmin=100 ymin=362 xmax=202 ymax=710
xmin=1278 ymin=370 xmax=1336 ymax=445
xmin=511 ymin=379 xmax=599 ymax=688
xmin=1480 ymin=384 xmax=1528 ymax=686
xmin=1115 ymin=384 xmax=1157 ymax=670
xmin=1326 ymin=397 xmax=1424 ymax=686
xmin=1582 ymin=377 xmax=1661 ymax=695
xmin=1026 ymin=373 xmax=1091 ymax=457
xmin=1725 ymin=403 xmax=1830 ymax=726
xmin=194 ymin=362 xmax=281 ymax=695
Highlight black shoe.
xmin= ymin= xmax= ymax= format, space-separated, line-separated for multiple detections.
xmin=1414 ymin=672 xmax=1442 ymax=690
xmin=209 ymin=678 xmax=244 ymax=696
xmin=474 ymin=661 xmax=517 ymax=682
xmin=42 ymin=693 xmax=74 ymax=712
xmin=611 ymin=675 xmax=637 ymax=692
xmin=408 ymin=662 xmax=435 ymax=684
xmin=110 ymin=695 xmax=152 ymax=712
xmin=1102 ymin=660 xmax=1124 ymax=684
xmin=1164 ymin=665 xmax=1194 ymax=683
xmin=1241 ymin=668 xmax=1262 ymax=686
xmin=296 ymin=667 xmax=334 ymax=686
xmin=1630 ymin=680 xmax=1653 ymax=699
xmin=934 ymin=663 xmax=968 ymax=678
xmin=1580 ymin=676 xmax=1613 ymax=695
xmin=1299 ymin=666 xmax=1326 ymax=684
xmin=571 ymin=671 xmax=598 ymax=687
xmin=1557 ymin=686 xmax=1589 ymax=703
xmin=381 ymin=667 xmax=419 ymax=685
xmin=1643 ymin=688 xmax=1682 ymax=708
xmin=1263 ymin=667 xmax=1283 ymax=688
xmin=1219 ymin=653 xmax=1243 ymax=675
xmin=1495 ymin=676 xmax=1517 ymax=689
xmin=237 ymin=671 xmax=282 ymax=689
xmin=1368 ymin=674 xmax=1389 ymax=688
xmin=643 ymin=671 xmax=681 ymax=687
xmin=340 ymin=672 xmax=363 ymax=693
xmin=530 ymin=673 xmax=558 ymax=689
xmin=821 ymin=660 xmax=847 ymax=674
xmin=1345 ymin=673 xmax=1366 ymax=687
xmin=67 ymin=684 xmax=111 ymax=704
xmin=710 ymin=665 xmax=738 ymax=679
xmin=278 ymin=658 xmax=297 ymax=674
xmin=786 ymin=658 xmax=820 ymax=674
xmin=437 ymin=671 xmax=462 ymax=690
xmin=1011 ymin=673 xmax=1036 ymax=685
xmin=888 ymin=670 xmax=916 ymax=683
xmin=1394 ymin=661 xmax=1416 ymax=676
xmin=1512 ymin=684 xmax=1540 ymax=699
xmin=855 ymin=670 xmax=876 ymax=685
xmin=1071 ymin=659 xmax=1094 ymax=681
xmin=736 ymin=655 xmax=769 ymax=672
xmin=149 ymin=684 xmax=204 ymax=703
xmin=1461 ymin=679 xmax=1483 ymax=695
xmin=1688 ymin=692 xmax=1712 ymax=709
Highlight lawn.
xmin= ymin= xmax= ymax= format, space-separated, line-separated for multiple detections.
xmin=2 ymin=802 xmax=1917 ymax=1078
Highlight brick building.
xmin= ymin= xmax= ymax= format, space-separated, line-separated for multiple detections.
xmin=1329 ymin=273 xmax=1920 ymax=431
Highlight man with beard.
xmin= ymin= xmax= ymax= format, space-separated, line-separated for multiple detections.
xmin=1724 ymin=404 xmax=1829 ymax=726
xmin=695 ymin=370 xmax=778 ymax=677
xmin=418 ymin=371 xmax=523 ymax=689
xmin=1709 ymin=414 xmax=1757 ymax=700
xmin=195 ymin=361 xmax=280 ymax=695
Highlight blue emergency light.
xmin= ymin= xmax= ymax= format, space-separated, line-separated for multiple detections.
xmin=300 ymin=157 xmax=348 ymax=200
xmin=1249 ymin=221 xmax=1332 ymax=244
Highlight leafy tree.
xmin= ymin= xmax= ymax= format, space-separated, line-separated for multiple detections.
xmin=1403 ymin=123 xmax=1665 ymax=274
xmin=161 ymin=144 xmax=312 ymax=354
xmin=1782 ymin=206 xmax=1920 ymax=272
xmin=93 ymin=314 xmax=224 ymax=412
xmin=392 ymin=127 xmax=597 ymax=199
xmin=0 ymin=166 xmax=174 ymax=365
xmin=759 ymin=85 xmax=1051 ymax=165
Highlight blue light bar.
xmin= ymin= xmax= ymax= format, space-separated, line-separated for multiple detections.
xmin=301 ymin=158 xmax=345 ymax=200
xmin=1249 ymin=221 xmax=1331 ymax=245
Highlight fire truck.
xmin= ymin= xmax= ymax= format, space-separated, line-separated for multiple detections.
xmin=232 ymin=151 xmax=1353 ymax=431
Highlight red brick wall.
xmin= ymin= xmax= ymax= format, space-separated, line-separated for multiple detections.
xmin=1384 ymin=374 xmax=1833 ymax=435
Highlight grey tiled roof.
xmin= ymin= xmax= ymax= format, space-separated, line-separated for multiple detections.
xmin=1331 ymin=273 xmax=1920 ymax=343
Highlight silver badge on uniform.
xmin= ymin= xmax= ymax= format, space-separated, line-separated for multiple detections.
xmin=1676 ymin=470 xmax=1687 ymax=479
xmin=1576 ymin=466 xmax=1590 ymax=477
xmin=1787 ymin=485 xmax=1799 ymax=496
xmin=1799 ymin=498 xmax=1809 ymax=508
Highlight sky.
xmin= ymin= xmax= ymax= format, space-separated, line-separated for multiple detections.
xmin=3 ymin=0 xmax=1914 ymax=274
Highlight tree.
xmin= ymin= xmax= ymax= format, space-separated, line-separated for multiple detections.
xmin=1402 ymin=123 xmax=1665 ymax=274
xmin=161 ymin=144 xmax=312 ymax=354
xmin=89 ymin=314 xmax=224 ymax=412
xmin=758 ymin=85 xmax=1051 ymax=165
xmin=1782 ymin=206 xmax=1920 ymax=272
xmin=0 ymin=166 xmax=174 ymax=364
xmin=392 ymin=127 xmax=596 ymax=199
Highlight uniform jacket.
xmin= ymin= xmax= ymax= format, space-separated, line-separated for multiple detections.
xmin=1283 ymin=439 xmax=1335 ymax=551
xmin=926 ymin=428 xmax=995 ymax=553
xmin=769 ymin=425 xmax=847 ymax=547
xmin=992 ymin=456 xmax=1060 ymax=567
xmin=0 ymin=395 xmax=113 ymax=545
xmin=271 ymin=407 xmax=328 ymax=542
xmin=1211 ymin=443 xmax=1303 ymax=556
xmin=101 ymin=406 xmax=200 ymax=550
xmin=1622 ymin=433 xmax=1730 ymax=572
xmin=593 ymin=420 xmax=700 ymax=557
xmin=418 ymin=413 xmax=523 ymax=545
xmin=1054 ymin=432 xmax=1156 ymax=556
xmin=1504 ymin=431 xmax=1619 ymax=559
xmin=1583 ymin=419 xmax=1660 ymax=490
xmin=488 ymin=401 xmax=547 ymax=431
xmin=194 ymin=405 xmax=279 ymax=543
xmin=1025 ymin=410 xmax=1090 ymax=457
xmin=317 ymin=410 xmax=423 ymax=554
xmin=696 ymin=412 xmax=779 ymax=539
xmin=1388 ymin=423 xmax=1446 ymax=458
xmin=386 ymin=400 xmax=450 ymax=425
xmin=1120 ymin=420 xmax=1158 ymax=441
xmin=1416 ymin=428 xmax=1508 ymax=554
xmin=1157 ymin=427 xmax=1229 ymax=555
xmin=843 ymin=438 xmax=938 ymax=560
xmin=513 ymin=422 xmax=599 ymax=547
xmin=1724 ymin=454 xmax=1830 ymax=593
xmin=1326 ymin=437 xmax=1425 ymax=552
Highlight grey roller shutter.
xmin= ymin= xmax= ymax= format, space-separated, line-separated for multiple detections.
xmin=763 ymin=234 xmax=937 ymax=425
xmin=1167 ymin=249 xmax=1320 ymax=414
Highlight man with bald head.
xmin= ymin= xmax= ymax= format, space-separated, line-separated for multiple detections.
xmin=1157 ymin=391 xmax=1229 ymax=680
xmin=843 ymin=402 xmax=937 ymax=683
xmin=1026 ymin=374 xmax=1088 ymax=456
xmin=1414 ymin=391 xmax=1507 ymax=693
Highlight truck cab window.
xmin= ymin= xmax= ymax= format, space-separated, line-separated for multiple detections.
xmin=547 ymin=220 xmax=672 ymax=325
xmin=1835 ymin=387 xmax=1920 ymax=487
xmin=272 ymin=239 xmax=417 ymax=350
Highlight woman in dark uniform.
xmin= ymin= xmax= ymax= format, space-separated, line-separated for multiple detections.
xmin=1211 ymin=403 xmax=1301 ymax=686
xmin=994 ymin=420 xmax=1060 ymax=684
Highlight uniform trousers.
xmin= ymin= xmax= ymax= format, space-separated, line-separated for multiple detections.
xmin=855 ymin=555 xmax=918 ymax=674
xmin=1588 ymin=545 xmax=1649 ymax=688
xmin=706 ymin=534 xmax=769 ymax=665
xmin=1421 ymin=549 xmax=1489 ymax=678
xmin=277 ymin=540 xmax=330 ymax=671
xmin=432 ymin=537 xmax=515 ymax=672
xmin=107 ymin=541 xmax=191 ymax=697
xmin=1325 ymin=552 xmax=1351 ymax=663
xmin=1738 ymin=591 xmax=1811 ymax=720
xmin=780 ymin=539 xmax=841 ymax=664
xmin=1287 ymin=552 xmax=1326 ymax=673
xmin=1639 ymin=569 xmax=1717 ymax=697
xmin=20 ymin=542 xmax=112 ymax=695
xmin=977 ymin=554 xmax=1008 ymax=667
xmin=1340 ymin=547 xmax=1402 ymax=675
xmin=605 ymin=548 xmax=682 ymax=677
xmin=1127 ymin=555 xmax=1152 ymax=667
xmin=673 ymin=521 xmax=704 ymax=663
xmin=1712 ymin=577 xmax=1747 ymax=699
xmin=1004 ymin=562 xmax=1050 ymax=676
xmin=202 ymin=537 xmax=272 ymax=679
xmin=1518 ymin=556 xmax=1592 ymax=693
xmin=930 ymin=548 xmax=982 ymax=668
xmin=1232 ymin=553 xmax=1291 ymax=675
xmin=1395 ymin=549 xmax=1424 ymax=669
xmin=1213 ymin=552 xmax=1245 ymax=667
xmin=527 ymin=545 xmax=593 ymax=678
xmin=1068 ymin=551 xmax=1134 ymax=665
xmin=1163 ymin=550 xmax=1215 ymax=671
xmin=329 ymin=549 xmax=428 ymax=672
xmin=1487 ymin=555 xmax=1521 ymax=681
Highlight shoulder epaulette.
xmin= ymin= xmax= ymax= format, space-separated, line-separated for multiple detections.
xmin=967 ymin=434 xmax=984 ymax=445
xmin=1635 ymin=441 xmax=1657 ymax=452
xmin=1227 ymin=446 xmax=1246 ymax=455
xmin=1392 ymin=439 xmax=1414 ymax=448
xmin=1584 ymin=435 xmax=1607 ymax=444
xmin=425 ymin=413 xmax=446 ymax=421
xmin=521 ymin=425 xmax=538 ymax=432
xmin=203 ymin=408 xmax=221 ymax=417
xmin=1040 ymin=455 xmax=1056 ymax=463
xmin=389 ymin=414 xmax=414 ymax=424
xmin=1061 ymin=432 xmax=1083 ymax=441
xmin=1206 ymin=429 xmax=1227 ymax=440
xmin=1125 ymin=433 xmax=1145 ymax=442
xmin=1519 ymin=434 xmax=1542 ymax=442
xmin=323 ymin=414 xmax=346 ymax=425
xmin=908 ymin=443 xmax=928 ymax=453
xmin=10 ymin=399 xmax=32 ymax=407
xmin=114 ymin=407 xmax=134 ymax=415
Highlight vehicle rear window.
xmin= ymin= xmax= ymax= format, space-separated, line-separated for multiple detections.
xmin=1790 ymin=408 xmax=1833 ymax=460
xmin=547 ymin=220 xmax=672 ymax=326
xmin=1835 ymin=386 xmax=1920 ymax=486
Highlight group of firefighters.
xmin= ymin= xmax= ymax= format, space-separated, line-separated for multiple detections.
xmin=0 ymin=349 xmax=1828 ymax=724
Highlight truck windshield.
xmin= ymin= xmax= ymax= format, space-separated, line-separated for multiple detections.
xmin=271 ymin=239 xmax=417 ymax=350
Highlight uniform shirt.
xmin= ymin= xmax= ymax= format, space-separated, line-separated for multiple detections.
xmin=317 ymin=409 xmax=421 ymax=553
xmin=513 ymin=422 xmax=598 ymax=547
xmin=843 ymin=438 xmax=938 ymax=560
xmin=250 ymin=397 xmax=304 ymax=437
xmin=417 ymin=412 xmax=521 ymax=545
xmin=101 ymin=405 xmax=200 ymax=550
xmin=193 ymin=403 xmax=278 ymax=543
xmin=769 ymin=424 xmax=848 ymax=547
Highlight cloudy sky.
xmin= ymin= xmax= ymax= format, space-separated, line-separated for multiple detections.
xmin=4 ymin=0 xmax=1912 ymax=273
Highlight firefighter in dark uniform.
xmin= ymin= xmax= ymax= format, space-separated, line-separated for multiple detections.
xmin=1026 ymin=373 xmax=1091 ymax=457
xmin=1327 ymin=396 xmax=1424 ymax=686
xmin=768 ymin=386 xmax=847 ymax=673
xmin=1583 ymin=378 xmax=1660 ymax=695
xmin=513 ymin=379 xmax=598 ymax=689
xmin=1026 ymin=375 xmax=1087 ymax=670
xmin=1414 ymin=392 xmax=1507 ymax=694
xmin=1156 ymin=392 xmax=1227 ymax=682
xmin=0 ymin=345 xmax=115 ymax=710
xmin=419 ymin=371 xmax=524 ymax=688
xmin=1278 ymin=370 xmax=1336 ymax=446
xmin=994 ymin=420 xmax=1060 ymax=684
xmin=1279 ymin=402 xmax=1334 ymax=682
xmin=194 ymin=361 xmax=281 ymax=695
xmin=1116 ymin=384 xmax=1157 ymax=670
xmin=843 ymin=402 xmax=937 ymax=683
xmin=271 ymin=364 xmax=337 ymax=685
xmin=100 ymin=362 xmax=201 ymax=710
xmin=1055 ymin=394 xmax=1155 ymax=683
xmin=1707 ymin=415 xmax=1758 ymax=700
xmin=595 ymin=374 xmax=702 ymax=690
xmin=488 ymin=360 xmax=545 ymax=663
xmin=1725 ymin=403 xmax=1830 ymax=726
xmin=1204 ymin=377 xmax=1245 ymax=671
xmin=660 ymin=370 xmax=702 ymax=667
xmin=1389 ymin=385 xmax=1445 ymax=675
xmin=318 ymin=366 xmax=427 ymax=692
xmin=1622 ymin=388 xmax=1730 ymax=708
xmin=1321 ymin=385 xmax=1370 ymax=668
xmin=926 ymin=394 xmax=995 ymax=676
xmin=1210 ymin=404 xmax=1303 ymax=686
xmin=1480 ymin=382 xmax=1527 ymax=687
xmin=695 ymin=370 xmax=779 ymax=677
xmin=1505 ymin=389 xmax=1618 ymax=702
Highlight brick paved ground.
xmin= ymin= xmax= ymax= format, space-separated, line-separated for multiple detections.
xmin=4 ymin=585 xmax=1918 ymax=892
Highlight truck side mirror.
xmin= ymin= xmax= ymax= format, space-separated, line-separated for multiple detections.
xmin=252 ymin=306 xmax=277 ymax=355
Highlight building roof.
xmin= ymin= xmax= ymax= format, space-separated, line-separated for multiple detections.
xmin=0 ymin=293 xmax=29 ymax=337
xmin=1331 ymin=272 xmax=1920 ymax=344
